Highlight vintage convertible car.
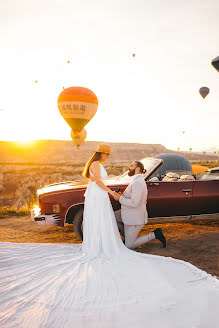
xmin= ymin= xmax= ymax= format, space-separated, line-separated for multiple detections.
xmin=31 ymin=158 xmax=219 ymax=240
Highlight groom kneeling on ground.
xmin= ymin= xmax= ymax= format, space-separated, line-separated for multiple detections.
xmin=113 ymin=161 xmax=166 ymax=249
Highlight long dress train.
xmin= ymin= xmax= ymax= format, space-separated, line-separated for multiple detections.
xmin=0 ymin=163 xmax=219 ymax=328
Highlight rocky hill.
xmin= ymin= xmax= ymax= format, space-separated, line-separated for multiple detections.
xmin=0 ymin=140 xmax=217 ymax=163
xmin=0 ymin=140 xmax=170 ymax=163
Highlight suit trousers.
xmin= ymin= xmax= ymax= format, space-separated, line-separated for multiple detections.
xmin=114 ymin=210 xmax=155 ymax=249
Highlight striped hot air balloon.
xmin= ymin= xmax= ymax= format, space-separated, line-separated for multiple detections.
xmin=199 ymin=87 xmax=209 ymax=99
xmin=57 ymin=87 xmax=98 ymax=134
xmin=211 ymin=56 xmax=219 ymax=72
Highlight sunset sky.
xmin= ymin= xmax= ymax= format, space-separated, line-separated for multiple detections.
xmin=0 ymin=0 xmax=218 ymax=151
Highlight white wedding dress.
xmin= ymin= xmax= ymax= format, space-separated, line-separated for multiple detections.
xmin=0 ymin=163 xmax=219 ymax=328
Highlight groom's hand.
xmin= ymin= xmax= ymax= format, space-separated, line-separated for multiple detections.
xmin=113 ymin=191 xmax=121 ymax=201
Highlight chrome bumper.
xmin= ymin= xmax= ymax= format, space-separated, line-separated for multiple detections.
xmin=30 ymin=208 xmax=61 ymax=226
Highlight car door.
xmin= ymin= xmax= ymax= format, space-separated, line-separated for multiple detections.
xmin=147 ymin=181 xmax=162 ymax=217
xmin=147 ymin=180 xmax=194 ymax=217
xmin=193 ymin=180 xmax=219 ymax=214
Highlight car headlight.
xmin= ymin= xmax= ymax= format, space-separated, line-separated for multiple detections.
xmin=30 ymin=205 xmax=41 ymax=221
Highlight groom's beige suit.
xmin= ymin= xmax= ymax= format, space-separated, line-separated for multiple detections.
xmin=115 ymin=174 xmax=155 ymax=249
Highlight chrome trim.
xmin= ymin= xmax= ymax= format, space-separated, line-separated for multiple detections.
xmin=33 ymin=214 xmax=61 ymax=226
xmin=40 ymin=189 xmax=86 ymax=198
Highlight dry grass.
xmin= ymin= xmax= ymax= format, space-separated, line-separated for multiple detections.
xmin=0 ymin=206 xmax=31 ymax=218
xmin=0 ymin=216 xmax=81 ymax=244
xmin=0 ymin=216 xmax=219 ymax=277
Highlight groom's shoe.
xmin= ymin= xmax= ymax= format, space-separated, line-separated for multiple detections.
xmin=153 ymin=228 xmax=166 ymax=248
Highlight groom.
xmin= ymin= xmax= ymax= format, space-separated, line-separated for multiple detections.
xmin=113 ymin=161 xmax=166 ymax=249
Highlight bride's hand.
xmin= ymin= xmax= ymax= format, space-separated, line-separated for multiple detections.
xmin=109 ymin=190 xmax=115 ymax=196
xmin=112 ymin=191 xmax=120 ymax=201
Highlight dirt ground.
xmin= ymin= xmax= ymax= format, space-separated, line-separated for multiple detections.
xmin=1 ymin=216 xmax=219 ymax=278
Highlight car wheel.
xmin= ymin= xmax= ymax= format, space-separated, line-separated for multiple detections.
xmin=73 ymin=207 xmax=84 ymax=241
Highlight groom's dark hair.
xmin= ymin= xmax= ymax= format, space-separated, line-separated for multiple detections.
xmin=135 ymin=161 xmax=146 ymax=174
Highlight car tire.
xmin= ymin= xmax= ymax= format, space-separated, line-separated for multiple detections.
xmin=73 ymin=207 xmax=84 ymax=241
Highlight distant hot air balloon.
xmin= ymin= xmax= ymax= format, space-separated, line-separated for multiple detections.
xmin=57 ymin=87 xmax=98 ymax=134
xmin=211 ymin=56 xmax=219 ymax=72
xmin=70 ymin=128 xmax=87 ymax=149
xmin=192 ymin=165 xmax=209 ymax=174
xmin=199 ymin=87 xmax=209 ymax=99
xmin=132 ymin=54 xmax=136 ymax=57
xmin=67 ymin=60 xmax=70 ymax=64
xmin=35 ymin=80 xmax=38 ymax=84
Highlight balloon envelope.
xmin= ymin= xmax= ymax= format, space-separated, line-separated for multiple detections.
xmin=70 ymin=128 xmax=87 ymax=149
xmin=211 ymin=56 xmax=219 ymax=72
xmin=58 ymin=87 xmax=98 ymax=133
xmin=192 ymin=165 xmax=209 ymax=174
xmin=199 ymin=87 xmax=209 ymax=99
xmin=151 ymin=153 xmax=192 ymax=178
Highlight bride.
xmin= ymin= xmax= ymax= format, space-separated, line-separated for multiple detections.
xmin=0 ymin=144 xmax=219 ymax=328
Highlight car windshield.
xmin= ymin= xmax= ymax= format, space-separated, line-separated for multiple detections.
xmin=115 ymin=158 xmax=162 ymax=181
xmin=197 ymin=170 xmax=219 ymax=180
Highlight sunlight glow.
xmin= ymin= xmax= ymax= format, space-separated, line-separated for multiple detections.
xmin=15 ymin=139 xmax=36 ymax=147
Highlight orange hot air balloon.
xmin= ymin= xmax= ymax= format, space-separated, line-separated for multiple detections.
xmin=192 ymin=165 xmax=209 ymax=174
xmin=199 ymin=87 xmax=209 ymax=99
xmin=58 ymin=87 xmax=98 ymax=134
xmin=70 ymin=128 xmax=87 ymax=149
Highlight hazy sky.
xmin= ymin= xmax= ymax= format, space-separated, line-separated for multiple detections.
xmin=0 ymin=0 xmax=218 ymax=151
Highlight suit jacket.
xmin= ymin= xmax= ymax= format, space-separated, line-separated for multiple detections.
xmin=119 ymin=174 xmax=148 ymax=225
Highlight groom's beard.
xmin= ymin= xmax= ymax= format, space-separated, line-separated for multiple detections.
xmin=128 ymin=169 xmax=135 ymax=176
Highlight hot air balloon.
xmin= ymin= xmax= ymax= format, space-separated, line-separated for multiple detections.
xmin=132 ymin=54 xmax=136 ymax=57
xmin=67 ymin=60 xmax=70 ymax=64
xmin=57 ymin=87 xmax=98 ymax=134
xmin=192 ymin=165 xmax=209 ymax=174
xmin=151 ymin=153 xmax=192 ymax=178
xmin=35 ymin=80 xmax=38 ymax=84
xmin=211 ymin=56 xmax=219 ymax=72
xmin=199 ymin=87 xmax=209 ymax=99
xmin=70 ymin=128 xmax=87 ymax=149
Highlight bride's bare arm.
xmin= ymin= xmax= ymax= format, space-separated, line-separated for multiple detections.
xmin=90 ymin=162 xmax=115 ymax=196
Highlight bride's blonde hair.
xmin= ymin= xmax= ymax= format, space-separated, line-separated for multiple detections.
xmin=82 ymin=152 xmax=102 ymax=179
